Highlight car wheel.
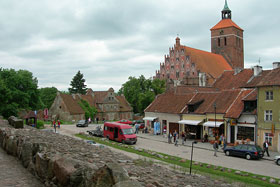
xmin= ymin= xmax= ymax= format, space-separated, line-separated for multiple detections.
xmin=225 ymin=151 xmax=230 ymax=156
xmin=277 ymin=159 xmax=280 ymax=166
xmin=246 ymin=154 xmax=251 ymax=160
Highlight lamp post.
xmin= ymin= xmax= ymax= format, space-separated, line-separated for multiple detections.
xmin=189 ymin=141 xmax=197 ymax=175
xmin=213 ymin=102 xmax=217 ymax=138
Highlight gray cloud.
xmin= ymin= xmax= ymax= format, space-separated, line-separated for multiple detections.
xmin=0 ymin=0 xmax=279 ymax=91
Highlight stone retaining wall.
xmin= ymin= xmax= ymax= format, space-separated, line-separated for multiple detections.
xmin=0 ymin=120 xmax=232 ymax=187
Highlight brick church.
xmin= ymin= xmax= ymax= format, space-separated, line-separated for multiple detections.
xmin=155 ymin=0 xmax=244 ymax=87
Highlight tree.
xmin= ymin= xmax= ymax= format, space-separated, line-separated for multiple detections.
xmin=0 ymin=68 xmax=40 ymax=118
xmin=38 ymin=87 xmax=58 ymax=109
xmin=118 ymin=76 xmax=165 ymax=114
xmin=68 ymin=71 xmax=87 ymax=94
xmin=78 ymin=99 xmax=97 ymax=120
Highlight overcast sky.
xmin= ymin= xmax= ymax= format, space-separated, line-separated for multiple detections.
xmin=0 ymin=0 xmax=279 ymax=91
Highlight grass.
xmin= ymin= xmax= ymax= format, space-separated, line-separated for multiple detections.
xmin=76 ymin=134 xmax=279 ymax=187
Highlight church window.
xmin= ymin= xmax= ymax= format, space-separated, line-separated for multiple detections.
xmin=181 ymin=49 xmax=184 ymax=53
xmin=186 ymin=55 xmax=190 ymax=61
xmin=224 ymin=37 xmax=227 ymax=46
xmin=191 ymin=63 xmax=195 ymax=67
xmin=176 ymin=58 xmax=179 ymax=61
xmin=176 ymin=72 xmax=179 ymax=78
xmin=171 ymin=65 xmax=174 ymax=69
xmin=218 ymin=38 xmax=221 ymax=46
xmin=167 ymin=74 xmax=170 ymax=79
xmin=186 ymin=71 xmax=190 ymax=76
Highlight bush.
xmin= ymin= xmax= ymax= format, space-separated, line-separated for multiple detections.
xmin=36 ymin=120 xmax=44 ymax=129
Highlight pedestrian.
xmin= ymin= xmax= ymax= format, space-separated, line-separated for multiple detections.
xmin=96 ymin=117 xmax=99 ymax=124
xmin=88 ymin=117 xmax=91 ymax=124
xmin=53 ymin=120 xmax=56 ymax=133
xmin=219 ymin=134 xmax=224 ymax=146
xmin=135 ymin=123 xmax=139 ymax=134
xmin=57 ymin=120 xmax=61 ymax=129
xmin=213 ymin=140 xmax=218 ymax=157
xmin=263 ymin=140 xmax=270 ymax=157
xmin=168 ymin=132 xmax=172 ymax=143
xmin=223 ymin=135 xmax=227 ymax=149
xmin=174 ymin=131 xmax=178 ymax=146
xmin=181 ymin=132 xmax=185 ymax=145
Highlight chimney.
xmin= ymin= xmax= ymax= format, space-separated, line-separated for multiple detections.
xmin=253 ymin=65 xmax=262 ymax=76
xmin=273 ymin=62 xmax=280 ymax=69
xmin=199 ymin=72 xmax=206 ymax=87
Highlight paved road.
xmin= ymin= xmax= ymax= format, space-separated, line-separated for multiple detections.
xmin=49 ymin=124 xmax=280 ymax=179
xmin=0 ymin=148 xmax=43 ymax=187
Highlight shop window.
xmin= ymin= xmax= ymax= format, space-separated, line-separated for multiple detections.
xmin=237 ymin=126 xmax=254 ymax=141
xmin=266 ymin=91 xmax=273 ymax=100
xmin=264 ymin=110 xmax=273 ymax=121
xmin=264 ymin=133 xmax=273 ymax=146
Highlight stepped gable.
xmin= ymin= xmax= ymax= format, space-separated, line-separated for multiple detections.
xmin=257 ymin=67 xmax=280 ymax=86
xmin=213 ymin=69 xmax=253 ymax=90
xmin=184 ymin=46 xmax=232 ymax=82
xmin=224 ymin=89 xmax=254 ymax=118
xmin=144 ymin=92 xmax=195 ymax=114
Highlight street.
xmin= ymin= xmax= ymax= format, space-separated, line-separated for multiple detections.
xmin=48 ymin=124 xmax=280 ymax=179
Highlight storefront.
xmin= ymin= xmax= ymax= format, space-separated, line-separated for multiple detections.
xmin=143 ymin=117 xmax=158 ymax=130
xmin=178 ymin=120 xmax=203 ymax=139
xmin=203 ymin=121 xmax=224 ymax=140
xmin=235 ymin=124 xmax=256 ymax=144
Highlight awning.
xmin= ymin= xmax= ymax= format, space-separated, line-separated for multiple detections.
xmin=203 ymin=121 xmax=224 ymax=127
xmin=143 ymin=117 xmax=157 ymax=121
xmin=178 ymin=120 xmax=202 ymax=126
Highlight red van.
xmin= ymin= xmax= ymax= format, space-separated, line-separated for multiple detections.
xmin=103 ymin=122 xmax=137 ymax=144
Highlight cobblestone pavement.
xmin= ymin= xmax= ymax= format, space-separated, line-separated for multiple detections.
xmin=0 ymin=148 xmax=43 ymax=187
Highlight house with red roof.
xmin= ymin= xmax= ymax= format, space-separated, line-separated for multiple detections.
xmin=49 ymin=88 xmax=133 ymax=122
xmin=155 ymin=0 xmax=243 ymax=87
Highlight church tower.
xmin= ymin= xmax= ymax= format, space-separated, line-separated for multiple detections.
xmin=210 ymin=0 xmax=244 ymax=69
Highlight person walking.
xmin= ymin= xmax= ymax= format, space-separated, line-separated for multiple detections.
xmin=174 ymin=131 xmax=178 ymax=146
xmin=57 ymin=120 xmax=61 ymax=129
xmin=168 ymin=132 xmax=172 ymax=144
xmin=53 ymin=120 xmax=56 ymax=133
xmin=181 ymin=132 xmax=185 ymax=145
xmin=213 ymin=140 xmax=218 ymax=157
xmin=135 ymin=123 xmax=139 ymax=134
xmin=263 ymin=140 xmax=270 ymax=157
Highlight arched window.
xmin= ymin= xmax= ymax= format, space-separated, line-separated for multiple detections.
xmin=218 ymin=38 xmax=221 ymax=46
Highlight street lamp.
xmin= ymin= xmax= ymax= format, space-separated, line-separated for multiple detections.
xmin=213 ymin=102 xmax=217 ymax=138
xmin=189 ymin=141 xmax=197 ymax=175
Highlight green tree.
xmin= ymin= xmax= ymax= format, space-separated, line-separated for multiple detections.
xmin=38 ymin=87 xmax=58 ymax=109
xmin=78 ymin=99 xmax=97 ymax=120
xmin=118 ymin=76 xmax=165 ymax=114
xmin=0 ymin=68 xmax=40 ymax=118
xmin=68 ymin=70 xmax=87 ymax=94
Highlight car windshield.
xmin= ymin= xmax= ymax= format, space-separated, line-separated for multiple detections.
xmin=122 ymin=128 xmax=134 ymax=135
xmin=79 ymin=120 xmax=85 ymax=123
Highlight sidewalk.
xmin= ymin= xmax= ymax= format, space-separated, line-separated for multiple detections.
xmin=136 ymin=133 xmax=278 ymax=161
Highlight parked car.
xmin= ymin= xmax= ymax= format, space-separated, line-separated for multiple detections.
xmin=103 ymin=122 xmax=137 ymax=144
xmin=87 ymin=126 xmax=103 ymax=137
xmin=132 ymin=120 xmax=144 ymax=126
xmin=224 ymin=144 xmax=264 ymax=160
xmin=274 ymin=156 xmax=280 ymax=166
xmin=116 ymin=119 xmax=133 ymax=125
xmin=76 ymin=120 xmax=88 ymax=127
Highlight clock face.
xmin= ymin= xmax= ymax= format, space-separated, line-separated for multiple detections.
xmin=220 ymin=30 xmax=224 ymax=35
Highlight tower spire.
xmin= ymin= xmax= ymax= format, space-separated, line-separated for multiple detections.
xmin=222 ymin=0 xmax=231 ymax=19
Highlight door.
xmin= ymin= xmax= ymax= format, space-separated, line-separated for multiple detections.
xmin=114 ymin=128 xmax=118 ymax=139
xmin=230 ymin=126 xmax=235 ymax=143
xmin=169 ymin=123 xmax=179 ymax=134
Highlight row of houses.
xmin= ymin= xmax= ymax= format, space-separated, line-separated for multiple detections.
xmin=144 ymin=63 xmax=280 ymax=152
xmin=49 ymin=88 xmax=133 ymax=122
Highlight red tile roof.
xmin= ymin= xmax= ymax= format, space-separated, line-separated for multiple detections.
xmin=213 ymin=69 xmax=254 ymax=90
xmin=115 ymin=95 xmax=133 ymax=112
xmin=174 ymin=85 xmax=217 ymax=95
xmin=224 ymin=89 xmax=253 ymax=118
xmin=184 ymin=46 xmax=232 ymax=83
xmin=60 ymin=94 xmax=93 ymax=115
xmin=144 ymin=93 xmax=195 ymax=114
xmin=210 ymin=19 xmax=243 ymax=31
xmin=242 ymin=89 xmax=257 ymax=101
xmin=257 ymin=67 xmax=280 ymax=87
xmin=244 ymin=70 xmax=271 ymax=88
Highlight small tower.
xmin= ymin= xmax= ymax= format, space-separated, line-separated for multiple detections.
xmin=210 ymin=0 xmax=244 ymax=69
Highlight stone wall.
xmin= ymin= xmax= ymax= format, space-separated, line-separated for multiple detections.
xmin=0 ymin=120 xmax=232 ymax=187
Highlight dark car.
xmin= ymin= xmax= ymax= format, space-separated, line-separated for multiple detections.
xmin=224 ymin=144 xmax=264 ymax=160
xmin=76 ymin=120 xmax=88 ymax=127
xmin=132 ymin=120 xmax=144 ymax=126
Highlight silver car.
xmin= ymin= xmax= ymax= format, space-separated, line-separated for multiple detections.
xmin=274 ymin=156 xmax=280 ymax=166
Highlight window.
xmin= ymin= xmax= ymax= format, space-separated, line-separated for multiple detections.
xmin=264 ymin=110 xmax=273 ymax=121
xmin=266 ymin=91 xmax=273 ymax=100
xmin=176 ymin=58 xmax=179 ymax=61
xmin=176 ymin=72 xmax=179 ymax=78
xmin=237 ymin=126 xmax=254 ymax=141
xmin=218 ymin=38 xmax=221 ymax=46
xmin=264 ymin=133 xmax=273 ymax=146
xmin=224 ymin=37 xmax=227 ymax=46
